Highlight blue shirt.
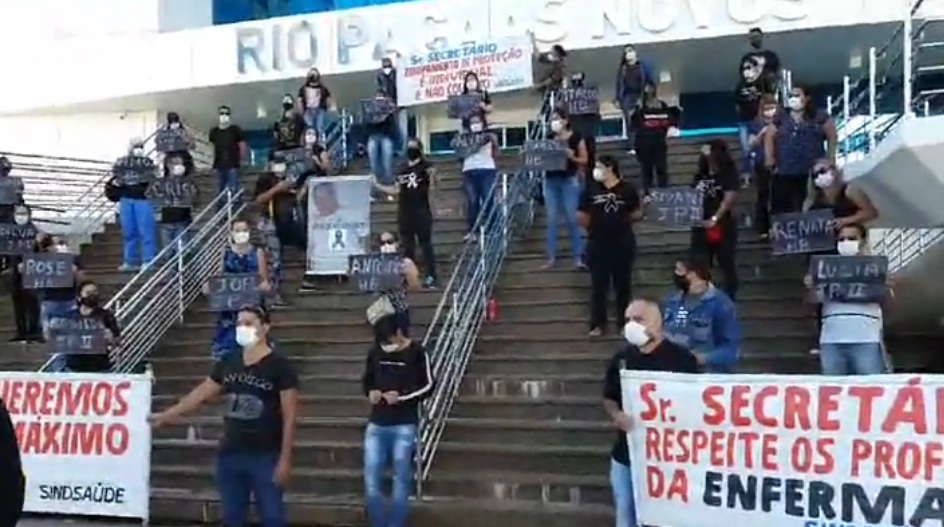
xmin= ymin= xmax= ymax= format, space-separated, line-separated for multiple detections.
xmin=662 ymin=285 xmax=741 ymax=373
xmin=774 ymin=110 xmax=828 ymax=176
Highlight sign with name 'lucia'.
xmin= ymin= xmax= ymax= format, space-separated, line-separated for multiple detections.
xmin=809 ymin=255 xmax=888 ymax=303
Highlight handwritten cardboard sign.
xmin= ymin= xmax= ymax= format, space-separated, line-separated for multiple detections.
xmin=560 ymin=87 xmax=601 ymax=115
xmin=771 ymin=210 xmax=835 ymax=255
xmin=0 ymin=223 xmax=37 ymax=255
xmin=349 ymin=253 xmax=402 ymax=293
xmin=149 ymin=177 xmax=197 ymax=207
xmin=206 ymin=273 xmax=262 ymax=312
xmin=360 ymin=97 xmax=397 ymax=124
xmin=22 ymin=253 xmax=75 ymax=289
xmin=809 ymin=255 xmax=888 ymax=303
xmin=155 ymin=128 xmax=190 ymax=153
xmin=0 ymin=178 xmax=23 ymax=206
xmin=451 ymin=132 xmax=490 ymax=158
xmin=523 ymin=140 xmax=568 ymax=172
xmin=47 ymin=316 xmax=107 ymax=355
xmin=279 ymin=147 xmax=313 ymax=184
xmin=647 ymin=187 xmax=703 ymax=228
xmin=447 ymin=93 xmax=482 ymax=120
xmin=113 ymin=157 xmax=155 ymax=186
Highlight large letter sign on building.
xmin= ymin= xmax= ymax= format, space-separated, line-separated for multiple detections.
xmin=236 ymin=20 xmax=320 ymax=75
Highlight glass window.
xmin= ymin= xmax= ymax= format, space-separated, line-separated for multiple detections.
xmin=505 ymin=127 xmax=527 ymax=148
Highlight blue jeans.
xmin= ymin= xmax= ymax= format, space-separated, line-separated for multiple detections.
xmin=40 ymin=299 xmax=76 ymax=337
xmin=215 ymin=452 xmax=285 ymax=527
xmin=542 ymin=176 xmax=583 ymax=262
xmin=368 ymin=134 xmax=395 ymax=185
xmin=620 ymin=93 xmax=640 ymax=147
xmin=819 ymin=342 xmax=888 ymax=375
xmin=610 ymin=459 xmax=637 ymax=527
xmin=119 ymin=198 xmax=158 ymax=267
xmin=160 ymin=222 xmax=191 ymax=257
xmin=303 ymin=107 xmax=326 ymax=137
xmin=363 ymin=423 xmax=417 ymax=527
xmin=737 ymin=122 xmax=753 ymax=175
xmin=215 ymin=168 xmax=241 ymax=205
xmin=395 ymin=109 xmax=409 ymax=154
xmin=462 ymin=169 xmax=497 ymax=233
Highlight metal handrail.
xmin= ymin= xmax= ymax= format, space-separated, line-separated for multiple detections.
xmin=415 ymin=93 xmax=554 ymax=495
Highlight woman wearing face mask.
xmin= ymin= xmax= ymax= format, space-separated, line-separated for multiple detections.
xmin=459 ymin=114 xmax=499 ymax=241
xmin=615 ymin=45 xmax=656 ymax=153
xmin=62 ymin=280 xmax=120 ymax=373
xmin=7 ymin=205 xmax=41 ymax=343
xmin=629 ymin=83 xmax=679 ymax=195
xmin=155 ymin=154 xmax=198 ymax=255
xmin=747 ymin=97 xmax=779 ymax=238
xmin=460 ymin=72 xmax=493 ymax=129
xmin=273 ymin=95 xmax=307 ymax=153
xmin=543 ymin=108 xmax=587 ymax=268
xmin=531 ymin=36 xmax=567 ymax=96
xmin=372 ymin=141 xmax=438 ymax=288
xmin=691 ymin=140 xmax=740 ymax=300
xmin=577 ymin=156 xmax=642 ymax=337
xmin=208 ymin=219 xmax=271 ymax=359
xmin=295 ymin=129 xmax=332 ymax=220
xmin=803 ymin=224 xmax=892 ymax=375
xmin=298 ymin=68 xmax=334 ymax=138
xmin=27 ymin=235 xmax=85 ymax=344
xmin=764 ymin=83 xmax=838 ymax=214
xmin=150 ymin=304 xmax=299 ymax=527
xmin=662 ymin=257 xmax=741 ymax=373
xmin=804 ymin=160 xmax=878 ymax=227
xmin=254 ymin=159 xmax=299 ymax=307
xmin=375 ymin=232 xmax=422 ymax=338
xmin=161 ymin=112 xmax=195 ymax=175
xmin=366 ymin=89 xmax=398 ymax=200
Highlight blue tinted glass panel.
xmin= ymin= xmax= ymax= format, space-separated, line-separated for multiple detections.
xmin=505 ymin=127 xmax=526 ymax=148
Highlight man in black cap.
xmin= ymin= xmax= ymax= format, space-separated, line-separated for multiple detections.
xmin=0 ymin=397 xmax=25 ymax=527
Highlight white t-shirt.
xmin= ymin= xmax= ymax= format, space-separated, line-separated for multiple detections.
xmin=819 ymin=301 xmax=883 ymax=344
xmin=462 ymin=143 xmax=496 ymax=172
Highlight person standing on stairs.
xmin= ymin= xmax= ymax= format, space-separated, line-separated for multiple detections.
xmin=155 ymin=153 xmax=198 ymax=256
xmin=254 ymin=155 xmax=303 ymax=307
xmin=764 ymin=84 xmax=837 ymax=214
xmin=603 ymin=298 xmax=699 ymax=527
xmin=543 ymin=107 xmax=587 ymax=269
xmin=663 ymin=256 xmax=741 ymax=373
xmin=375 ymin=232 xmax=422 ymax=337
xmin=361 ymin=312 xmax=433 ymax=527
xmin=297 ymin=67 xmax=334 ymax=139
xmin=377 ymin=56 xmax=408 ymax=155
xmin=32 ymin=234 xmax=85 ymax=343
xmin=366 ymin=89 xmax=398 ymax=202
xmin=209 ymin=105 xmax=247 ymax=210
xmin=6 ymin=205 xmax=42 ymax=343
xmin=208 ymin=219 xmax=271 ymax=359
xmin=614 ymin=44 xmax=656 ymax=155
xmin=459 ymin=114 xmax=499 ymax=241
xmin=747 ymin=96 xmax=779 ymax=239
xmin=740 ymin=27 xmax=782 ymax=97
xmin=630 ymin=83 xmax=680 ymax=196
xmin=372 ymin=140 xmax=438 ymax=288
xmin=691 ymin=140 xmax=740 ymax=300
xmin=460 ymin=71 xmax=493 ymax=128
xmin=0 ymin=396 xmax=25 ymax=527
xmin=151 ymin=304 xmax=299 ymax=527
xmin=272 ymin=94 xmax=306 ymax=153
xmin=111 ymin=139 xmax=158 ymax=272
xmin=578 ymin=156 xmax=642 ymax=338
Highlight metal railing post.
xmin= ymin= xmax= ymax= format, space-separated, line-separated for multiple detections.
xmin=176 ymin=238 xmax=185 ymax=322
xmin=842 ymin=76 xmax=852 ymax=158
xmin=903 ymin=7 xmax=915 ymax=118
xmin=501 ymin=172 xmax=509 ymax=248
xmin=868 ymin=47 xmax=878 ymax=152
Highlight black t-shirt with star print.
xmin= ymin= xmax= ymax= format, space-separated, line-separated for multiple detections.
xmin=578 ymin=180 xmax=640 ymax=242
xmin=693 ymin=162 xmax=739 ymax=222
xmin=395 ymin=159 xmax=432 ymax=211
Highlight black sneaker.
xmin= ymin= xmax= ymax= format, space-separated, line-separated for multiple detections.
xmin=27 ymin=336 xmax=45 ymax=344
xmin=8 ymin=335 xmax=27 ymax=343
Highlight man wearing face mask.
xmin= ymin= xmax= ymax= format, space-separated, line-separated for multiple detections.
xmin=803 ymin=224 xmax=891 ymax=375
xmin=531 ymin=34 xmax=567 ymax=96
xmin=614 ymin=45 xmax=656 ymax=154
xmin=603 ymin=298 xmax=699 ymax=527
xmin=112 ymin=139 xmax=158 ymax=272
xmin=209 ymin=105 xmax=247 ymax=208
xmin=297 ymin=68 xmax=334 ymax=138
xmin=740 ymin=28 xmax=781 ymax=96
xmin=376 ymin=57 xmax=408 ymax=155
xmin=662 ymin=257 xmax=741 ymax=373
xmin=578 ymin=156 xmax=642 ymax=337
xmin=273 ymin=95 xmax=307 ymax=153
xmin=6 ymin=205 xmax=41 ymax=342
xmin=151 ymin=305 xmax=299 ymax=527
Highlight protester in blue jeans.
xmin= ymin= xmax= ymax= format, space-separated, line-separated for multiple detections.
xmin=153 ymin=154 xmax=198 ymax=257
xmin=111 ymin=140 xmax=158 ymax=272
xmin=460 ymin=114 xmax=499 ymax=240
xmin=208 ymin=220 xmax=271 ymax=359
xmin=805 ymin=224 xmax=891 ymax=375
xmin=150 ymin=304 xmax=299 ymax=527
xmin=366 ymin=90 xmax=397 ymax=199
xmin=543 ymin=107 xmax=587 ymax=268
xmin=208 ymin=105 xmax=246 ymax=209
xmin=662 ymin=257 xmax=741 ymax=373
xmin=361 ymin=313 xmax=433 ymax=527
xmin=297 ymin=68 xmax=333 ymax=139
xmin=31 ymin=235 xmax=83 ymax=340
xmin=603 ymin=299 xmax=699 ymax=527
xmin=615 ymin=45 xmax=656 ymax=153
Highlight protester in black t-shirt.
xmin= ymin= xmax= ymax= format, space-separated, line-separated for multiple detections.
xmin=151 ymin=305 xmax=298 ymax=527
xmin=578 ymin=156 xmax=642 ymax=337
xmin=0 ymin=397 xmax=25 ymax=527
xmin=7 ymin=205 xmax=41 ymax=342
xmin=366 ymin=89 xmax=398 ymax=197
xmin=603 ymin=298 xmax=699 ymax=527
xmin=30 ymin=234 xmax=84 ymax=341
xmin=568 ymin=71 xmax=600 ymax=183
xmin=630 ymin=83 xmax=680 ymax=195
xmin=273 ymin=95 xmax=306 ymax=152
xmin=0 ymin=156 xmax=24 ymax=223
xmin=372 ymin=139 xmax=438 ymax=288
xmin=741 ymin=28 xmax=781 ymax=95
xmin=155 ymin=153 xmax=198 ymax=256
xmin=691 ymin=140 xmax=740 ymax=300
xmin=208 ymin=105 xmax=247 ymax=205
xmin=161 ymin=112 xmax=196 ymax=176
xmin=297 ymin=67 xmax=334 ymax=138
xmin=63 ymin=280 xmax=119 ymax=373
xmin=254 ymin=155 xmax=303 ymax=306
xmin=543 ymin=107 xmax=587 ymax=268
xmin=361 ymin=313 xmax=433 ymax=527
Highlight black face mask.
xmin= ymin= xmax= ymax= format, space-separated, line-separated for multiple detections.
xmin=407 ymin=148 xmax=422 ymax=161
xmin=750 ymin=40 xmax=762 ymax=49
xmin=80 ymin=295 xmax=100 ymax=308
xmin=672 ymin=274 xmax=690 ymax=292
xmin=282 ymin=102 xmax=293 ymax=111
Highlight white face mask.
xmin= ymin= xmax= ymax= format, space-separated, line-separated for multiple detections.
xmin=380 ymin=342 xmax=399 ymax=352
xmin=14 ymin=213 xmax=29 ymax=225
xmin=623 ymin=321 xmax=650 ymax=347
xmin=131 ymin=148 xmax=144 ymax=157
xmin=235 ymin=326 xmax=260 ymax=348
xmin=469 ymin=123 xmax=483 ymax=133
xmin=550 ymin=120 xmax=563 ymax=133
xmin=814 ymin=171 xmax=835 ymax=188
xmin=837 ymin=240 xmax=860 ymax=256
xmin=219 ymin=115 xmax=230 ymax=126
xmin=380 ymin=244 xmax=397 ymax=254
xmin=271 ymin=163 xmax=286 ymax=174
xmin=466 ymin=81 xmax=478 ymax=90
xmin=592 ymin=168 xmax=606 ymax=182
xmin=169 ymin=122 xmax=180 ymax=129
xmin=304 ymin=134 xmax=317 ymax=145
xmin=56 ymin=243 xmax=70 ymax=253
xmin=625 ymin=51 xmax=637 ymax=63
xmin=763 ymin=108 xmax=777 ymax=119
xmin=232 ymin=231 xmax=251 ymax=244
xmin=382 ymin=67 xmax=393 ymax=75
xmin=787 ymin=97 xmax=803 ymax=111
xmin=171 ymin=164 xmax=186 ymax=176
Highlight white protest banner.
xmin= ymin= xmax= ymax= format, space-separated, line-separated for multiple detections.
xmin=0 ymin=371 xmax=152 ymax=519
xmin=619 ymin=371 xmax=944 ymax=527
xmin=397 ymin=36 xmax=533 ymax=107
xmin=306 ymin=175 xmax=371 ymax=276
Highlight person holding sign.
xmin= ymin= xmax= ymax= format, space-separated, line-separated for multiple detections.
xmin=602 ymin=299 xmax=699 ymax=527
xmin=578 ymin=156 xmax=642 ymax=337
xmin=374 ymin=232 xmax=421 ymax=337
xmin=158 ymin=112 xmax=195 ymax=176
xmin=273 ymin=94 xmax=307 ymax=152
xmin=804 ymin=160 xmax=878 ymax=227
xmin=630 ymin=83 xmax=680 ymax=195
xmin=60 ymin=280 xmax=120 ymax=373
xmin=460 ymin=72 xmax=493 ymax=128
xmin=112 ymin=139 xmax=158 ymax=272
xmin=0 ymin=155 xmax=24 ymax=222
xmin=155 ymin=153 xmax=198 ymax=255
xmin=6 ymin=213 xmax=41 ymax=343
xmin=690 ymin=140 xmax=741 ymax=299
xmin=297 ymin=67 xmax=334 ymax=138
xmin=460 ymin=114 xmax=500 ymax=241
xmin=0 ymin=397 xmax=25 ymax=527
xmin=209 ymin=219 xmax=271 ymax=359
xmin=361 ymin=313 xmax=433 ymax=527
xmin=31 ymin=235 xmax=85 ymax=341
xmin=150 ymin=305 xmax=299 ymax=527
xmin=803 ymin=224 xmax=892 ymax=375
xmin=543 ymin=107 xmax=587 ymax=268
xmin=372 ymin=140 xmax=439 ymax=288
xmin=663 ymin=256 xmax=741 ymax=373
xmin=366 ymin=89 xmax=398 ymax=200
